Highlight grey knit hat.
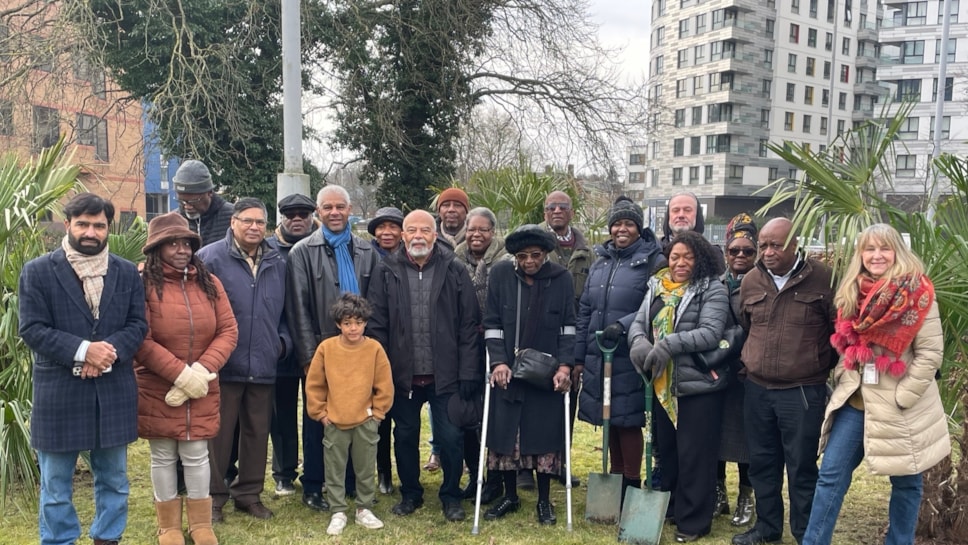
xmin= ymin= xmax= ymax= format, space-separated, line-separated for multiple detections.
xmin=367 ymin=206 xmax=405 ymax=235
xmin=608 ymin=196 xmax=644 ymax=233
xmin=172 ymin=160 xmax=214 ymax=194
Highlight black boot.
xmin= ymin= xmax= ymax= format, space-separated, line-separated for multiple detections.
xmin=621 ymin=477 xmax=640 ymax=509
xmin=731 ymin=485 xmax=754 ymax=526
xmin=714 ymin=479 xmax=730 ymax=516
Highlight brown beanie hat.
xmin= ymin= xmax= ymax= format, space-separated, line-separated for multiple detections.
xmin=437 ymin=187 xmax=469 ymax=212
xmin=143 ymin=212 xmax=201 ymax=254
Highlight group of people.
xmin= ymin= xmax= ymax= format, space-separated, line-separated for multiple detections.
xmin=20 ymin=161 xmax=950 ymax=545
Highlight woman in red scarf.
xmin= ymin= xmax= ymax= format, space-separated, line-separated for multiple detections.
xmin=802 ymin=224 xmax=949 ymax=545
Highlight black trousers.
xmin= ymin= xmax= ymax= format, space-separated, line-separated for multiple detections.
xmin=654 ymin=389 xmax=727 ymax=536
xmin=744 ymin=381 xmax=826 ymax=542
xmin=270 ymin=376 xmax=302 ymax=482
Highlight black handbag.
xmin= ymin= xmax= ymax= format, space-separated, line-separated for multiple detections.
xmin=510 ymin=281 xmax=558 ymax=390
xmin=690 ymin=323 xmax=746 ymax=372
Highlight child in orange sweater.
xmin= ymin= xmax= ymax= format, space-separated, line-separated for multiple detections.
xmin=305 ymin=294 xmax=394 ymax=536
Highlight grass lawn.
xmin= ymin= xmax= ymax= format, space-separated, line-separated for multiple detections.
xmin=1 ymin=414 xmax=894 ymax=544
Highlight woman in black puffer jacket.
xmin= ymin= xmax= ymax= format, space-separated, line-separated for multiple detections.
xmin=628 ymin=231 xmax=730 ymax=543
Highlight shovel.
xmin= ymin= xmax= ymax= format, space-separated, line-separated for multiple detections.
xmin=618 ymin=375 xmax=671 ymax=544
xmin=585 ymin=331 xmax=624 ymax=524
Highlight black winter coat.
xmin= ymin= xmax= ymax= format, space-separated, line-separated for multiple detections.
xmin=483 ymin=260 xmax=575 ymax=455
xmin=179 ymin=194 xmax=234 ymax=248
xmin=367 ymin=243 xmax=481 ymax=396
xmin=576 ymin=234 xmax=663 ymax=427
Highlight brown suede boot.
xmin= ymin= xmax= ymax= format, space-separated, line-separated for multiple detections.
xmin=186 ymin=497 xmax=218 ymax=545
xmin=155 ymin=498 xmax=185 ymax=545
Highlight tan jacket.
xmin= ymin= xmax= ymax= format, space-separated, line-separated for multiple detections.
xmin=305 ymin=336 xmax=394 ymax=430
xmin=819 ymin=302 xmax=950 ymax=475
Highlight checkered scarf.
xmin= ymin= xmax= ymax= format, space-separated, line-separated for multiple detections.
xmin=62 ymin=235 xmax=109 ymax=319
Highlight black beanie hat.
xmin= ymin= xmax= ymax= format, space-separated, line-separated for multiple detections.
xmin=608 ymin=196 xmax=644 ymax=233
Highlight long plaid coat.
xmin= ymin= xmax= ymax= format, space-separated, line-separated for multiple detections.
xmin=19 ymin=248 xmax=147 ymax=452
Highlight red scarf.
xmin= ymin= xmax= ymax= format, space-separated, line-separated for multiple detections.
xmin=830 ymin=274 xmax=934 ymax=378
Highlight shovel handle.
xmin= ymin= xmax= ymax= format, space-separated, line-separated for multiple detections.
xmin=596 ymin=330 xmax=617 ymax=473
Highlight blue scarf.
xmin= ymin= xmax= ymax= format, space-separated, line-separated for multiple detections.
xmin=323 ymin=226 xmax=359 ymax=294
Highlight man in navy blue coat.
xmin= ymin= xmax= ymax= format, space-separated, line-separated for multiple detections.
xmin=19 ymin=193 xmax=148 ymax=545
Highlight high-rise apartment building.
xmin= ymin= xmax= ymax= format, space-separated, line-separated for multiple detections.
xmin=628 ymin=0 xmax=968 ymax=225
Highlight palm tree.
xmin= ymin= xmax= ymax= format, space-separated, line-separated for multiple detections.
xmin=758 ymin=106 xmax=968 ymax=542
xmin=0 ymin=140 xmax=82 ymax=507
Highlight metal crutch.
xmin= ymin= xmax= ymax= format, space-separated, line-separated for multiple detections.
xmin=563 ymin=384 xmax=574 ymax=531
xmin=471 ymin=353 xmax=493 ymax=535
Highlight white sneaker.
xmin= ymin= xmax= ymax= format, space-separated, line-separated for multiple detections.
xmin=355 ymin=508 xmax=384 ymax=530
xmin=327 ymin=512 xmax=348 ymax=536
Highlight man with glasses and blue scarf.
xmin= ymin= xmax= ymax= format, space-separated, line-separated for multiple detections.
xmin=286 ymin=185 xmax=379 ymax=513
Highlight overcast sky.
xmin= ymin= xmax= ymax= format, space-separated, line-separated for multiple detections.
xmin=587 ymin=0 xmax=650 ymax=80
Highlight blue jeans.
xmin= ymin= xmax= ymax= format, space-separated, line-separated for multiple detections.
xmin=391 ymin=385 xmax=463 ymax=504
xmin=802 ymin=406 xmax=923 ymax=545
xmin=37 ymin=445 xmax=129 ymax=545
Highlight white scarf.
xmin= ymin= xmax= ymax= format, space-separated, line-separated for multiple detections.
xmin=62 ymin=236 xmax=110 ymax=319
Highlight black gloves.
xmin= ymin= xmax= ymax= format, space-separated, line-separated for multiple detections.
xmin=629 ymin=337 xmax=653 ymax=377
xmin=601 ymin=322 xmax=624 ymax=347
xmin=642 ymin=340 xmax=673 ymax=380
xmin=459 ymin=380 xmax=480 ymax=400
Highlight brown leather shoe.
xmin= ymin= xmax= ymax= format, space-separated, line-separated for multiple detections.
xmin=236 ymin=501 xmax=273 ymax=519
xmin=211 ymin=502 xmax=224 ymax=523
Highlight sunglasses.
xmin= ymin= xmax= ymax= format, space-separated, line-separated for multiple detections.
xmin=283 ymin=210 xmax=311 ymax=220
xmin=728 ymin=248 xmax=756 ymax=257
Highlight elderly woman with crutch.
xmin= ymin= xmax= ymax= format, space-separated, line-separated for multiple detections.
xmin=476 ymin=225 xmax=575 ymax=526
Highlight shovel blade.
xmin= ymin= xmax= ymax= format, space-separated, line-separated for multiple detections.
xmin=584 ymin=472 xmax=623 ymax=524
xmin=617 ymin=487 xmax=671 ymax=545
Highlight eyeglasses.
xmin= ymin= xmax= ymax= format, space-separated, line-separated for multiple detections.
xmin=728 ymin=248 xmax=756 ymax=257
xmin=178 ymin=195 xmax=207 ymax=206
xmin=466 ymin=227 xmax=492 ymax=234
xmin=544 ymin=203 xmax=572 ymax=212
xmin=234 ymin=216 xmax=267 ymax=227
xmin=515 ymin=251 xmax=545 ymax=261
xmin=283 ymin=210 xmax=311 ymax=220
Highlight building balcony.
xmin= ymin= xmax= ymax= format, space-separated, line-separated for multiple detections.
xmin=857 ymin=22 xmax=878 ymax=42
xmin=852 ymin=108 xmax=876 ymax=122
xmin=855 ymin=54 xmax=878 ymax=69
xmin=854 ymin=81 xmax=889 ymax=97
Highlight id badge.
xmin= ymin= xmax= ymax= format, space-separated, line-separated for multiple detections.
xmin=862 ymin=363 xmax=879 ymax=385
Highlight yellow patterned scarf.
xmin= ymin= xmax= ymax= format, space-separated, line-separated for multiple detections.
xmin=651 ymin=268 xmax=687 ymax=427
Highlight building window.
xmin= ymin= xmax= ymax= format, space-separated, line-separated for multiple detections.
xmin=695 ymin=13 xmax=707 ymax=33
xmin=761 ymin=108 xmax=771 ymax=128
xmin=901 ymin=41 xmax=925 ymax=64
xmin=759 ymin=139 xmax=769 ymax=157
xmin=784 ymin=112 xmax=795 ymax=130
xmin=840 ymin=64 xmax=849 ymax=83
xmin=938 ymin=0 xmax=959 ymax=23
xmin=820 ymin=116 xmax=828 ymax=135
xmin=826 ymin=0 xmax=835 ymax=21
xmin=788 ymin=54 xmax=798 ymax=73
xmin=838 ymin=92 xmax=847 ymax=110
xmin=806 ymin=57 xmax=816 ymax=76
xmin=690 ymin=136 xmax=702 ymax=155
xmin=674 ymin=138 xmax=685 ymax=157
xmin=652 ymin=55 xmax=665 ymax=76
xmin=675 ymin=109 xmax=686 ymax=127
xmin=766 ymin=19 xmax=775 ymax=38
xmin=672 ymin=167 xmax=683 ymax=185
xmin=0 ymin=100 xmax=12 ymax=136
xmin=764 ymin=49 xmax=774 ymax=68
xmin=76 ymin=114 xmax=109 ymax=162
xmin=808 ymin=28 xmax=818 ymax=47
xmin=768 ymin=167 xmax=779 ymax=182
xmin=651 ymin=141 xmax=659 ymax=159
xmin=932 ymin=77 xmax=954 ymax=101
xmin=786 ymin=83 xmax=796 ymax=101
xmin=822 ymin=89 xmax=830 ymax=106
xmin=707 ymin=134 xmax=731 ymax=153
xmin=896 ymin=154 xmax=917 ymax=176
xmin=897 ymin=117 xmax=919 ymax=140
xmin=842 ymin=37 xmax=851 ymax=55
xmin=694 ymin=44 xmax=706 ymax=64
xmin=762 ymin=79 xmax=772 ymax=98
xmin=837 ymin=119 xmax=846 ymax=135
xmin=677 ymin=49 xmax=688 ymax=68
xmin=692 ymin=106 xmax=703 ymax=125
xmin=825 ymin=32 xmax=833 ymax=51
xmin=710 ymin=41 xmax=736 ymax=61
xmin=689 ymin=166 xmax=700 ymax=184
xmin=789 ymin=168 xmax=799 ymax=180
xmin=897 ymin=1 xmax=928 ymax=25
xmin=810 ymin=0 xmax=819 ymax=17
xmin=823 ymin=61 xmax=832 ymax=79
xmin=693 ymin=75 xmax=705 ymax=95
xmin=33 ymin=106 xmax=59 ymax=151
xmin=804 ymin=86 xmax=815 ymax=105
xmin=649 ymin=169 xmax=659 ymax=187
xmin=679 ymin=18 xmax=690 ymax=38
xmin=704 ymin=165 xmax=714 ymax=183
xmin=792 ymin=0 xmax=800 ymax=14
xmin=929 ymin=116 xmax=952 ymax=139
xmin=652 ymin=26 xmax=666 ymax=48
xmin=803 ymin=114 xmax=812 ymax=133
xmin=728 ymin=165 xmax=744 ymax=180
xmin=709 ymin=71 xmax=734 ymax=91
xmin=676 ymin=78 xmax=688 ymax=97
xmin=709 ymin=103 xmax=733 ymax=122
xmin=630 ymin=152 xmax=646 ymax=165
xmin=895 ymin=79 xmax=922 ymax=101
xmin=789 ymin=23 xmax=800 ymax=43
xmin=146 ymin=194 xmax=169 ymax=220
xmin=934 ymin=38 xmax=957 ymax=63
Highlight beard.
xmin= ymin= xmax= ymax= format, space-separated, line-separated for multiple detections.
xmin=68 ymin=231 xmax=108 ymax=256
xmin=407 ymin=241 xmax=432 ymax=259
